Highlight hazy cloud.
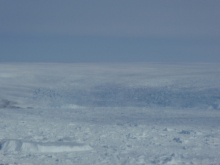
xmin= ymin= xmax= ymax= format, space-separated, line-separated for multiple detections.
xmin=1 ymin=0 xmax=220 ymax=37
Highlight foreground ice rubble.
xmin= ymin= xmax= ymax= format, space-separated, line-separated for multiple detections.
xmin=1 ymin=107 xmax=220 ymax=165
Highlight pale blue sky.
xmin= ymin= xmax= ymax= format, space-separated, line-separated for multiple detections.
xmin=0 ymin=0 xmax=220 ymax=62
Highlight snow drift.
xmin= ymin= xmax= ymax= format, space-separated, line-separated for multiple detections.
xmin=0 ymin=139 xmax=92 ymax=153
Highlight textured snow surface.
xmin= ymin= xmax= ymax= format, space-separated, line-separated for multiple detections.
xmin=0 ymin=63 xmax=220 ymax=165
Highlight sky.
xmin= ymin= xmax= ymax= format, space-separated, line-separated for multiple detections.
xmin=0 ymin=0 xmax=220 ymax=63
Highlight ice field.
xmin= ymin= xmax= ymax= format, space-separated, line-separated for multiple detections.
xmin=0 ymin=63 xmax=220 ymax=165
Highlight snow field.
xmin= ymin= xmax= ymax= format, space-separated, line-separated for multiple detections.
xmin=0 ymin=63 xmax=220 ymax=164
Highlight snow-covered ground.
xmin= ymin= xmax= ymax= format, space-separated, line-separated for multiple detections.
xmin=0 ymin=63 xmax=220 ymax=165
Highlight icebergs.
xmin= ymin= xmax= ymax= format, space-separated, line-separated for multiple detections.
xmin=0 ymin=139 xmax=92 ymax=153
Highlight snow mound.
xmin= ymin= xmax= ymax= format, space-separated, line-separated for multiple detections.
xmin=61 ymin=104 xmax=85 ymax=109
xmin=0 ymin=139 xmax=92 ymax=153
